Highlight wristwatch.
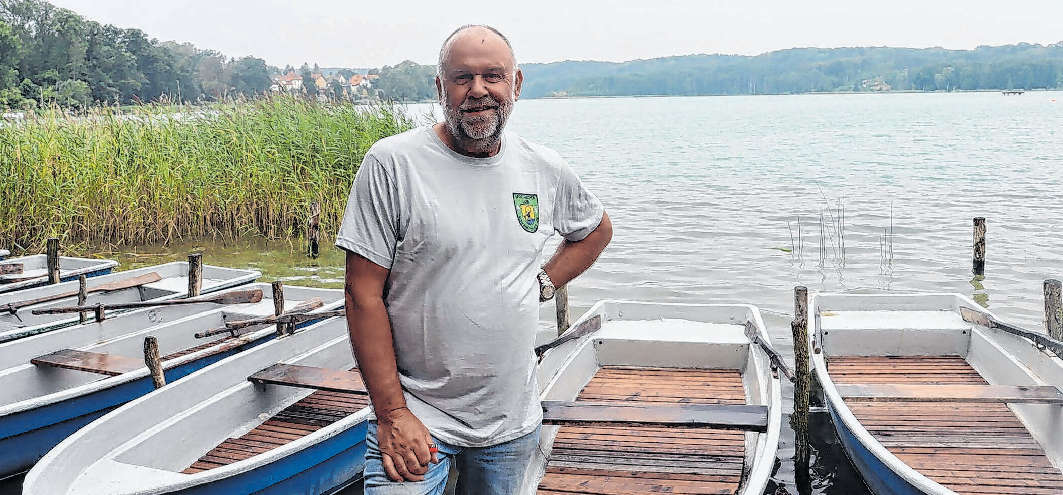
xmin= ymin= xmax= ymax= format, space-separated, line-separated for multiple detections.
xmin=538 ymin=269 xmax=555 ymax=302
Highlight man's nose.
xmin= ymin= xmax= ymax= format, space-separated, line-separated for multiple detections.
xmin=467 ymin=75 xmax=489 ymax=98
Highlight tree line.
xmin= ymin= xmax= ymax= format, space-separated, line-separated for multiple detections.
xmin=0 ymin=0 xmax=274 ymax=110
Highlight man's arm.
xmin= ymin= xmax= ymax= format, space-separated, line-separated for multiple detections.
xmin=344 ymin=252 xmax=437 ymax=482
xmin=543 ymin=211 xmax=613 ymax=287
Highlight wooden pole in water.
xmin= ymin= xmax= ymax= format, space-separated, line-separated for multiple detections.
xmin=1046 ymin=279 xmax=1062 ymax=340
xmin=272 ymin=281 xmax=287 ymax=336
xmin=187 ymin=253 xmax=203 ymax=298
xmin=791 ymin=286 xmax=810 ymax=466
xmin=46 ymin=238 xmax=60 ymax=284
xmin=307 ymin=201 xmax=321 ymax=259
xmin=143 ymin=336 xmax=166 ymax=389
xmin=77 ymin=275 xmax=87 ymax=325
xmin=555 ymin=285 xmax=570 ymax=336
xmin=973 ymin=218 xmax=986 ymax=276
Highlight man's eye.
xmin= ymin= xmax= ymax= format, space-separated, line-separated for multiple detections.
xmin=484 ymin=74 xmax=504 ymax=83
xmin=454 ymin=74 xmax=474 ymax=85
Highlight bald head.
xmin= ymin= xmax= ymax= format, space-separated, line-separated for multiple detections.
xmin=437 ymin=25 xmax=517 ymax=77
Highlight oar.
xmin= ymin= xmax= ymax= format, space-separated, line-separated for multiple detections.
xmin=744 ymin=321 xmax=795 ymax=382
xmin=534 ymin=314 xmax=603 ymax=362
xmin=195 ymin=298 xmax=327 ymax=338
xmin=31 ymin=288 xmax=263 ymax=315
xmin=959 ymin=306 xmax=1063 ymax=358
xmin=0 ymin=263 xmax=23 ymax=275
xmin=2 ymin=272 xmax=163 ymax=315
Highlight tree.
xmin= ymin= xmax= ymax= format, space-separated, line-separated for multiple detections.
xmin=230 ymin=56 xmax=271 ymax=96
xmin=0 ymin=20 xmax=23 ymax=107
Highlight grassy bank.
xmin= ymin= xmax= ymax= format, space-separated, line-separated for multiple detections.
xmin=0 ymin=97 xmax=417 ymax=251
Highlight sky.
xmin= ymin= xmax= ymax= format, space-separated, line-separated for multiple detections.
xmin=46 ymin=0 xmax=1063 ymax=69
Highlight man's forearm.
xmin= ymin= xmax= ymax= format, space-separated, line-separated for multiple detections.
xmin=344 ymin=253 xmax=407 ymax=416
xmin=543 ymin=211 xmax=613 ymax=287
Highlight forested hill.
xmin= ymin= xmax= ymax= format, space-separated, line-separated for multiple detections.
xmin=518 ymin=44 xmax=1063 ymax=98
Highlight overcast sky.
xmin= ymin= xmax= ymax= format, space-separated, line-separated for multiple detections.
xmin=46 ymin=0 xmax=1063 ymax=69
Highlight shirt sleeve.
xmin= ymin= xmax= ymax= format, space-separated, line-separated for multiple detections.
xmin=552 ymin=162 xmax=605 ymax=242
xmin=335 ymin=153 xmax=400 ymax=269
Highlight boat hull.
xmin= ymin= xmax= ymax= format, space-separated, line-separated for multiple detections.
xmin=827 ymin=399 xmax=923 ymax=495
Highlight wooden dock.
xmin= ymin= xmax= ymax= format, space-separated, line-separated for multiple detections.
xmin=830 ymin=356 xmax=1063 ymax=494
xmin=537 ymin=366 xmax=748 ymax=495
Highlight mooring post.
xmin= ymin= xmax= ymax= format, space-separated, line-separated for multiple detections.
xmin=46 ymin=237 xmax=60 ymax=284
xmin=307 ymin=201 xmax=321 ymax=259
xmin=187 ymin=253 xmax=203 ymax=298
xmin=973 ymin=217 xmax=986 ymax=276
xmin=791 ymin=286 xmax=810 ymax=466
xmin=143 ymin=336 xmax=166 ymax=389
xmin=272 ymin=281 xmax=286 ymax=336
xmin=94 ymin=303 xmax=105 ymax=322
xmin=77 ymin=275 xmax=88 ymax=325
xmin=555 ymin=285 xmax=570 ymax=336
xmin=1046 ymin=279 xmax=1062 ymax=340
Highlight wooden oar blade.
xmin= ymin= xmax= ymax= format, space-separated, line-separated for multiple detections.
xmin=534 ymin=314 xmax=602 ymax=360
xmin=206 ymin=289 xmax=263 ymax=305
xmin=92 ymin=272 xmax=163 ymax=292
xmin=0 ymin=263 xmax=23 ymax=275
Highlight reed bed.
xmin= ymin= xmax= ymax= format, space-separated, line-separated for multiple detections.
xmin=0 ymin=96 xmax=417 ymax=251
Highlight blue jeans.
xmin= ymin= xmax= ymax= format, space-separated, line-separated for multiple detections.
xmin=363 ymin=422 xmax=541 ymax=495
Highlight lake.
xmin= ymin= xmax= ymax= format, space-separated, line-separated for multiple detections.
xmin=2 ymin=91 xmax=1061 ymax=494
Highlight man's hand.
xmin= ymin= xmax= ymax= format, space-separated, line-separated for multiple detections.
xmin=377 ymin=407 xmax=440 ymax=482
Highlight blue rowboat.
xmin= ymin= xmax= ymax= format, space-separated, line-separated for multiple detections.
xmin=0 ymin=261 xmax=260 ymax=343
xmin=0 ymin=255 xmax=119 ymax=294
xmin=523 ymin=301 xmax=783 ymax=495
xmin=0 ymin=284 xmax=344 ymax=479
xmin=24 ymin=316 xmax=369 ymax=495
xmin=810 ymin=293 xmax=1063 ymax=495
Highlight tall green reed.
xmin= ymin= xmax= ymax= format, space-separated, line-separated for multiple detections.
xmin=0 ymin=96 xmax=417 ymax=251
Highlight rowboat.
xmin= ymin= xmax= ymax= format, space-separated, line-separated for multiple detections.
xmin=24 ymin=316 xmax=368 ymax=495
xmin=810 ymin=293 xmax=1063 ymax=495
xmin=0 ymin=262 xmax=260 ymax=343
xmin=0 ymin=255 xmax=119 ymax=293
xmin=0 ymin=283 xmax=344 ymax=479
xmin=523 ymin=301 xmax=784 ymax=495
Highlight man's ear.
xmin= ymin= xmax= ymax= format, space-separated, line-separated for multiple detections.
xmin=435 ymin=75 xmax=443 ymax=101
xmin=513 ymin=68 xmax=523 ymax=100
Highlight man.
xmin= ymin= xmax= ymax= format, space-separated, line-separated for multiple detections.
xmin=337 ymin=24 xmax=612 ymax=494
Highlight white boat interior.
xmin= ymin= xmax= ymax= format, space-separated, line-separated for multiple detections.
xmin=525 ymin=301 xmax=782 ymax=495
xmin=812 ymin=293 xmax=1063 ymax=495
xmin=0 ymin=255 xmax=119 ymax=291
xmin=25 ymin=317 xmax=365 ymax=495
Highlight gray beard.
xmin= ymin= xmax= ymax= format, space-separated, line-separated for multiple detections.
xmin=441 ymin=92 xmax=514 ymax=154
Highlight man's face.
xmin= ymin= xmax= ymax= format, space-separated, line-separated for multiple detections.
xmin=436 ymin=29 xmax=523 ymax=153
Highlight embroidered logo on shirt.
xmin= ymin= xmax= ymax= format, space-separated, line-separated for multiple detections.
xmin=513 ymin=193 xmax=539 ymax=233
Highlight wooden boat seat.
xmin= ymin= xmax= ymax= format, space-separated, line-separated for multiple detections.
xmin=837 ymin=383 xmax=1063 ymax=404
xmin=31 ymin=349 xmax=143 ymax=376
xmin=541 ymin=400 xmax=769 ymax=431
xmin=248 ymin=363 xmax=368 ymax=394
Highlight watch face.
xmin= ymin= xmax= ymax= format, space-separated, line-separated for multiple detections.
xmin=542 ymin=285 xmax=554 ymax=300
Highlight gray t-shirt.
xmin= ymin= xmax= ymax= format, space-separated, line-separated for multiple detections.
xmin=336 ymin=126 xmax=604 ymax=447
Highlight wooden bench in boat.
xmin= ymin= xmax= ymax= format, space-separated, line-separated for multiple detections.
xmin=542 ymin=400 xmax=769 ymax=432
xmin=248 ymin=363 xmax=368 ymax=395
xmin=31 ymin=349 xmax=143 ymax=376
xmin=837 ymin=383 xmax=1063 ymax=404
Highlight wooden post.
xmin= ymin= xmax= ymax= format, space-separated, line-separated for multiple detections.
xmin=1046 ymin=279 xmax=1062 ymax=340
xmin=94 ymin=303 xmax=105 ymax=322
xmin=272 ymin=281 xmax=287 ymax=336
xmin=307 ymin=201 xmax=321 ymax=259
xmin=77 ymin=275 xmax=87 ymax=325
xmin=187 ymin=253 xmax=203 ymax=298
xmin=791 ymin=286 xmax=810 ymax=466
xmin=46 ymin=237 xmax=60 ymax=284
xmin=555 ymin=285 xmax=570 ymax=336
xmin=143 ymin=336 xmax=166 ymax=389
xmin=973 ymin=217 xmax=986 ymax=276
